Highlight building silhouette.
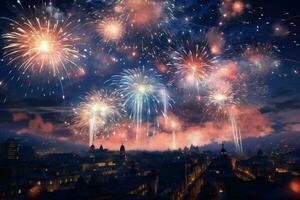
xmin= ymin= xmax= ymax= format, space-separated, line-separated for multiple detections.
xmin=120 ymin=144 xmax=126 ymax=163
xmin=4 ymin=138 xmax=19 ymax=160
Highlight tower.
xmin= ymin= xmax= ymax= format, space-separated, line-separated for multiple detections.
xmin=220 ymin=143 xmax=227 ymax=156
xmin=120 ymin=144 xmax=126 ymax=162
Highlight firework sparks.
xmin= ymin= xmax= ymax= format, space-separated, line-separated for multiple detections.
xmin=170 ymin=42 xmax=217 ymax=93
xmin=114 ymin=0 xmax=174 ymax=28
xmin=208 ymin=87 xmax=235 ymax=111
xmin=74 ymin=90 xmax=123 ymax=146
xmin=243 ymin=45 xmax=281 ymax=75
xmin=0 ymin=0 xmax=292 ymax=152
xmin=1 ymin=5 xmax=82 ymax=99
xmin=229 ymin=110 xmax=243 ymax=153
xmin=159 ymin=113 xmax=181 ymax=150
xmin=207 ymin=84 xmax=243 ymax=153
xmin=97 ymin=17 xmax=124 ymax=42
xmin=112 ymin=68 xmax=171 ymax=144
xmin=108 ymin=0 xmax=175 ymax=58
xmin=220 ymin=0 xmax=245 ymax=21
xmin=2 ymin=17 xmax=80 ymax=77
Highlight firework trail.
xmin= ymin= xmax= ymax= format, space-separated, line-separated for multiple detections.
xmin=229 ymin=111 xmax=243 ymax=153
xmin=160 ymin=88 xmax=169 ymax=118
xmin=1 ymin=3 xmax=81 ymax=98
xmin=112 ymin=68 xmax=171 ymax=145
xmin=169 ymin=118 xmax=180 ymax=150
xmin=74 ymin=90 xmax=123 ymax=146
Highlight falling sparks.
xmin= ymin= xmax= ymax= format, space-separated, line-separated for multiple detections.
xmin=207 ymin=86 xmax=243 ymax=153
xmin=111 ymin=68 xmax=171 ymax=144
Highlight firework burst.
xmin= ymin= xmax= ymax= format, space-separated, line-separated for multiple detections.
xmin=74 ymin=90 xmax=123 ymax=146
xmin=208 ymin=87 xmax=236 ymax=112
xmin=112 ymin=68 xmax=172 ymax=144
xmin=97 ymin=17 xmax=125 ymax=42
xmin=2 ymin=17 xmax=80 ymax=77
xmin=1 ymin=3 xmax=82 ymax=98
xmin=108 ymin=0 xmax=176 ymax=58
xmin=243 ymin=44 xmax=281 ymax=75
xmin=113 ymin=0 xmax=175 ymax=29
xmin=170 ymin=41 xmax=217 ymax=93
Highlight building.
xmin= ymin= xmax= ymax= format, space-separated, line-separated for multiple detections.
xmin=197 ymin=144 xmax=238 ymax=199
xmin=236 ymin=149 xmax=274 ymax=180
xmin=4 ymin=138 xmax=19 ymax=160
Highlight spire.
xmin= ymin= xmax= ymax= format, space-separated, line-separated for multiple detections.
xmin=120 ymin=144 xmax=126 ymax=163
xmin=220 ymin=143 xmax=227 ymax=155
xmin=90 ymin=144 xmax=95 ymax=150
xmin=257 ymin=149 xmax=263 ymax=157
xmin=99 ymin=145 xmax=104 ymax=151
xmin=120 ymin=144 xmax=125 ymax=153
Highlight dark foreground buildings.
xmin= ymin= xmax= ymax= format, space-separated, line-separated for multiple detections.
xmin=0 ymin=139 xmax=300 ymax=200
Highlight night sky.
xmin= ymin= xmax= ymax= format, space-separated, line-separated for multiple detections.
xmin=0 ymin=0 xmax=299 ymax=152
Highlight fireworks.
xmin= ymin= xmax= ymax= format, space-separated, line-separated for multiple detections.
xmin=208 ymin=87 xmax=235 ymax=111
xmin=0 ymin=0 xmax=290 ymax=151
xmin=114 ymin=0 xmax=175 ymax=28
xmin=171 ymin=42 xmax=217 ymax=93
xmin=160 ymin=113 xmax=181 ymax=150
xmin=229 ymin=111 xmax=243 ymax=153
xmin=207 ymin=83 xmax=243 ymax=153
xmin=101 ymin=0 xmax=176 ymax=59
xmin=2 ymin=17 xmax=80 ymax=77
xmin=74 ymin=90 xmax=123 ymax=146
xmin=243 ymin=45 xmax=281 ymax=75
xmin=112 ymin=68 xmax=171 ymax=143
xmin=220 ymin=0 xmax=245 ymax=21
xmin=97 ymin=17 xmax=124 ymax=42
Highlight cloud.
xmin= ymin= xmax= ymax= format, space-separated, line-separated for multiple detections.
xmin=17 ymin=115 xmax=54 ymax=135
xmin=12 ymin=112 xmax=29 ymax=122
xmin=46 ymin=4 xmax=64 ymax=20
xmin=90 ymin=105 xmax=273 ymax=150
xmin=206 ymin=27 xmax=225 ymax=55
xmin=284 ymin=123 xmax=300 ymax=133
xmin=237 ymin=106 xmax=273 ymax=137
